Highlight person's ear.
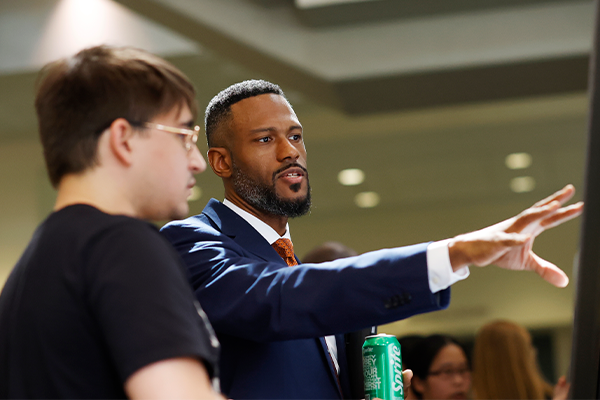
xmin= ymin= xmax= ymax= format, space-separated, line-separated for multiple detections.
xmin=107 ymin=118 xmax=136 ymax=166
xmin=208 ymin=147 xmax=232 ymax=178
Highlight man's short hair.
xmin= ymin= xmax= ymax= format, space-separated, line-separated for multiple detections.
xmin=35 ymin=45 xmax=197 ymax=188
xmin=204 ymin=79 xmax=285 ymax=148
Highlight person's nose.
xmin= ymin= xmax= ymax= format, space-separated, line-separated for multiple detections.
xmin=189 ymin=145 xmax=207 ymax=174
xmin=452 ymin=371 xmax=470 ymax=386
xmin=277 ymin=137 xmax=300 ymax=162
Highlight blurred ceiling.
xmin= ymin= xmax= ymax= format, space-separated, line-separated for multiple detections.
xmin=118 ymin=0 xmax=591 ymax=113
xmin=0 ymin=0 xmax=592 ymax=353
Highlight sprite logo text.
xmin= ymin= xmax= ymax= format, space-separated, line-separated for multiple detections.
xmin=391 ymin=345 xmax=403 ymax=393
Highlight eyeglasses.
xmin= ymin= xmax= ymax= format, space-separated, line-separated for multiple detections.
xmin=427 ymin=367 xmax=471 ymax=380
xmin=135 ymin=121 xmax=200 ymax=152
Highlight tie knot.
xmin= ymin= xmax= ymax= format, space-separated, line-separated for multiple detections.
xmin=272 ymin=239 xmax=298 ymax=266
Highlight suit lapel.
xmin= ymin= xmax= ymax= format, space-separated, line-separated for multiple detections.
xmin=202 ymin=199 xmax=287 ymax=266
xmin=336 ymin=333 xmax=353 ymax=399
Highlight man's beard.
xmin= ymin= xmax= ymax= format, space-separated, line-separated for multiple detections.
xmin=231 ymin=160 xmax=311 ymax=218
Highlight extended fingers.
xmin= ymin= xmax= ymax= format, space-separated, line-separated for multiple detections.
xmin=532 ymin=184 xmax=575 ymax=208
xmin=509 ymin=201 xmax=561 ymax=233
xmin=540 ymin=201 xmax=584 ymax=229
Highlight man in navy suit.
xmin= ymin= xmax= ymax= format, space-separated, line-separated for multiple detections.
xmin=161 ymin=80 xmax=582 ymax=399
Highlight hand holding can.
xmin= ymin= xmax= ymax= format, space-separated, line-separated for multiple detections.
xmin=363 ymin=334 xmax=404 ymax=400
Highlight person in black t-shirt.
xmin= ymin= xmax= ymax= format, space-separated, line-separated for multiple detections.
xmin=0 ymin=45 xmax=222 ymax=399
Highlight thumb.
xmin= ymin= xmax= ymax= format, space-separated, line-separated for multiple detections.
xmin=531 ymin=253 xmax=569 ymax=288
xmin=402 ymin=369 xmax=413 ymax=388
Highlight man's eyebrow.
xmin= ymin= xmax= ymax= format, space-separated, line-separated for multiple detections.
xmin=249 ymin=125 xmax=303 ymax=133
xmin=249 ymin=127 xmax=274 ymax=133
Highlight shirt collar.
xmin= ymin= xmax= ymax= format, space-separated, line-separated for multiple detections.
xmin=222 ymin=199 xmax=291 ymax=245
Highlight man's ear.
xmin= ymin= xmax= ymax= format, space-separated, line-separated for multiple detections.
xmin=107 ymin=118 xmax=136 ymax=166
xmin=208 ymin=147 xmax=232 ymax=178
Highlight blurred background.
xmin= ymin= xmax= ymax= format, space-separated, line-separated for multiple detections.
xmin=0 ymin=0 xmax=591 ymax=382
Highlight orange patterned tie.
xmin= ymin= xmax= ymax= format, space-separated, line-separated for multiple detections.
xmin=272 ymin=238 xmax=298 ymax=266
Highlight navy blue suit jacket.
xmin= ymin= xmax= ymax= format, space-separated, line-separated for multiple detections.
xmin=161 ymin=199 xmax=450 ymax=399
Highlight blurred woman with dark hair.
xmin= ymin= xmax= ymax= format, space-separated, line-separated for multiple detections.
xmin=410 ymin=335 xmax=471 ymax=400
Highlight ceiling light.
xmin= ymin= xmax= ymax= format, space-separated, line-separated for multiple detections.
xmin=505 ymin=152 xmax=532 ymax=170
xmin=510 ymin=176 xmax=535 ymax=193
xmin=355 ymin=191 xmax=380 ymax=208
xmin=188 ymin=186 xmax=202 ymax=201
xmin=32 ymin=0 xmax=199 ymax=69
xmin=338 ymin=168 xmax=365 ymax=186
xmin=295 ymin=0 xmax=378 ymax=9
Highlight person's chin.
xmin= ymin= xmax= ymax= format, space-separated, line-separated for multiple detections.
xmin=279 ymin=191 xmax=308 ymax=203
xmin=278 ymin=182 xmax=307 ymax=197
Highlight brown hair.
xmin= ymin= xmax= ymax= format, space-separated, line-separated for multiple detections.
xmin=35 ymin=45 xmax=197 ymax=187
xmin=301 ymin=241 xmax=357 ymax=263
xmin=471 ymin=320 xmax=553 ymax=399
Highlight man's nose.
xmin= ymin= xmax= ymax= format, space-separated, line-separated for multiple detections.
xmin=277 ymin=138 xmax=300 ymax=161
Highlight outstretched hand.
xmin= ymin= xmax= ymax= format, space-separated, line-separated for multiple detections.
xmin=447 ymin=184 xmax=583 ymax=287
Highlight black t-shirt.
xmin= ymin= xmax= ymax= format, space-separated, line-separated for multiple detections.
xmin=0 ymin=204 xmax=219 ymax=399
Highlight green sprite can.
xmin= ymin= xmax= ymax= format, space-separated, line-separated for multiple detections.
xmin=362 ymin=333 xmax=404 ymax=400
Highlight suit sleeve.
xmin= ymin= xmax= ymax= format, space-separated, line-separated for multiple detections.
xmin=161 ymin=215 xmax=450 ymax=342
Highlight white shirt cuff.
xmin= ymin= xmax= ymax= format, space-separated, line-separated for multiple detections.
xmin=426 ymin=239 xmax=470 ymax=293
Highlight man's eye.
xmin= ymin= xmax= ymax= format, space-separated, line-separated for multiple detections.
xmin=290 ymin=134 xmax=302 ymax=141
xmin=258 ymin=137 xmax=270 ymax=143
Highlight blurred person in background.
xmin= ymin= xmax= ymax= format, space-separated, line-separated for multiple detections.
xmin=471 ymin=320 xmax=570 ymax=400
xmin=410 ymin=335 xmax=471 ymax=400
